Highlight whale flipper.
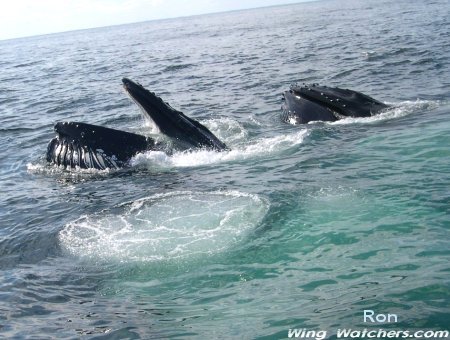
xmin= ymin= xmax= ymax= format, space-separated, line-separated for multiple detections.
xmin=47 ymin=122 xmax=155 ymax=170
xmin=282 ymin=84 xmax=389 ymax=124
xmin=122 ymin=78 xmax=228 ymax=151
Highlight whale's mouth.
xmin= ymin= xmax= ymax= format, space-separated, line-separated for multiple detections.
xmin=58 ymin=191 xmax=269 ymax=263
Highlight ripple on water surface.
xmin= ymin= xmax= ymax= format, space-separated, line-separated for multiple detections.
xmin=58 ymin=191 xmax=269 ymax=263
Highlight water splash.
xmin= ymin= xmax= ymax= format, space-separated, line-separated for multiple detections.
xmin=131 ymin=118 xmax=308 ymax=168
xmin=202 ymin=117 xmax=248 ymax=145
xmin=329 ymin=100 xmax=438 ymax=125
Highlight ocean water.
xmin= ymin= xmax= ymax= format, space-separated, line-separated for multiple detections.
xmin=1 ymin=0 xmax=449 ymax=338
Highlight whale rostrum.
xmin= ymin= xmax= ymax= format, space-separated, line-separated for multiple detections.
xmin=282 ymin=84 xmax=389 ymax=124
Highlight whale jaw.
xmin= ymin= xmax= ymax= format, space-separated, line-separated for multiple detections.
xmin=122 ymin=78 xmax=228 ymax=151
xmin=46 ymin=122 xmax=154 ymax=170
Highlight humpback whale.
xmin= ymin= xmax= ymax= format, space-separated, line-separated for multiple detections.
xmin=46 ymin=78 xmax=227 ymax=170
xmin=282 ymin=84 xmax=389 ymax=124
xmin=46 ymin=78 xmax=389 ymax=170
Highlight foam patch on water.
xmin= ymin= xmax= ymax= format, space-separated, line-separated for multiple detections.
xmin=131 ymin=129 xmax=308 ymax=169
xmin=201 ymin=117 xmax=248 ymax=145
xmin=328 ymin=100 xmax=437 ymax=125
xmin=58 ymin=191 xmax=269 ymax=263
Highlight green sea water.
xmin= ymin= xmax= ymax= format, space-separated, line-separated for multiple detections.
xmin=1 ymin=0 xmax=449 ymax=338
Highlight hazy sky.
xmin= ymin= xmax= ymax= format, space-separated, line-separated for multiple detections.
xmin=0 ymin=0 xmax=311 ymax=41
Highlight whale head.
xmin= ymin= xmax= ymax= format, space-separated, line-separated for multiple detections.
xmin=282 ymin=84 xmax=389 ymax=124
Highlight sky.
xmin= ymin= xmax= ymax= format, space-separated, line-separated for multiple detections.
xmin=0 ymin=0 xmax=311 ymax=41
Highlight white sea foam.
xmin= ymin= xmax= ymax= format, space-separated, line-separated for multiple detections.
xmin=131 ymin=119 xmax=308 ymax=169
xmin=58 ymin=191 xmax=269 ymax=263
xmin=201 ymin=117 xmax=249 ymax=145
xmin=328 ymin=100 xmax=437 ymax=125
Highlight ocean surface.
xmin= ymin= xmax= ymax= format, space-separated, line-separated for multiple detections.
xmin=1 ymin=0 xmax=449 ymax=338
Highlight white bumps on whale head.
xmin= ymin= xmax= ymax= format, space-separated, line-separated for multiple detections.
xmin=58 ymin=191 xmax=268 ymax=263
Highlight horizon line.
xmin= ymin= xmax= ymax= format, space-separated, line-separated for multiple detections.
xmin=1 ymin=0 xmax=319 ymax=43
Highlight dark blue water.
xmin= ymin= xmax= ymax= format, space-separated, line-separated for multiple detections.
xmin=1 ymin=0 xmax=449 ymax=338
